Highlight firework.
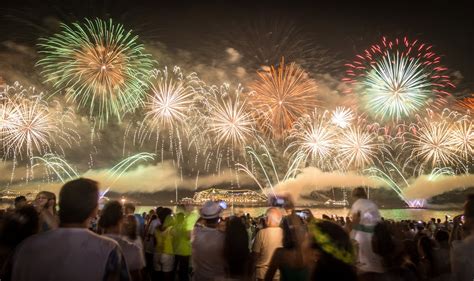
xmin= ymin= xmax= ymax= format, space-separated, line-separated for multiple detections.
xmin=3 ymin=97 xmax=54 ymax=157
xmin=456 ymin=95 xmax=474 ymax=112
xmin=249 ymin=58 xmax=318 ymax=137
xmin=450 ymin=115 xmax=473 ymax=161
xmin=344 ymin=37 xmax=454 ymax=121
xmin=408 ymin=117 xmax=459 ymax=168
xmin=331 ymin=107 xmax=354 ymax=128
xmin=37 ymin=18 xmax=154 ymax=126
xmin=207 ymin=84 xmax=255 ymax=146
xmin=0 ymin=83 xmax=77 ymax=160
xmin=135 ymin=67 xmax=200 ymax=146
xmin=286 ymin=110 xmax=338 ymax=169
xmin=0 ymin=99 xmax=16 ymax=139
xmin=143 ymin=67 xmax=198 ymax=128
xmin=32 ymin=153 xmax=80 ymax=183
xmin=336 ymin=125 xmax=379 ymax=170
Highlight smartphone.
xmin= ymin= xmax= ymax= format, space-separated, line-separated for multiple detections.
xmin=218 ymin=200 xmax=227 ymax=210
xmin=296 ymin=210 xmax=308 ymax=220
xmin=269 ymin=196 xmax=286 ymax=207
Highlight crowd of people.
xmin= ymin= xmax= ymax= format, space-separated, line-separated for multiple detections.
xmin=0 ymin=178 xmax=473 ymax=281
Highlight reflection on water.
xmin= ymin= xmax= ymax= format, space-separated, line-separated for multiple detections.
xmin=136 ymin=206 xmax=463 ymax=222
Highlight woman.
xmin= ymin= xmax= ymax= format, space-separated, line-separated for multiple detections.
xmin=99 ymin=201 xmax=145 ymax=281
xmin=418 ymin=236 xmax=435 ymax=280
xmin=0 ymin=205 xmax=39 ymax=281
xmin=123 ymin=214 xmax=145 ymax=253
xmin=264 ymin=214 xmax=313 ymax=281
xmin=310 ymin=220 xmax=358 ymax=281
xmin=154 ymin=208 xmax=174 ymax=281
xmin=224 ymin=216 xmax=252 ymax=280
xmin=35 ymin=191 xmax=58 ymax=232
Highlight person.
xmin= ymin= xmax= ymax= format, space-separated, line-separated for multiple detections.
xmin=172 ymin=205 xmax=198 ymax=281
xmin=417 ymin=236 xmax=435 ymax=280
xmin=349 ymin=187 xmax=383 ymax=273
xmin=124 ymin=203 xmax=145 ymax=239
xmin=191 ymin=201 xmax=226 ymax=281
xmin=14 ymin=196 xmax=27 ymax=210
xmin=11 ymin=178 xmax=130 ymax=281
xmin=252 ymin=207 xmax=283 ymax=281
xmin=432 ymin=229 xmax=451 ymax=280
xmin=264 ymin=213 xmax=312 ymax=281
xmin=309 ymin=220 xmax=358 ymax=281
xmin=144 ymin=213 xmax=160 ymax=277
xmin=224 ymin=216 xmax=251 ymax=280
xmin=0 ymin=205 xmax=39 ymax=281
xmin=366 ymin=222 xmax=417 ymax=281
xmin=154 ymin=208 xmax=174 ymax=281
xmin=450 ymin=194 xmax=474 ymax=281
xmin=35 ymin=191 xmax=59 ymax=232
xmin=123 ymin=214 xmax=145 ymax=255
xmin=100 ymin=201 xmax=145 ymax=281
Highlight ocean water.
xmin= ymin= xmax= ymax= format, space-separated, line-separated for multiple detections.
xmin=135 ymin=206 xmax=463 ymax=222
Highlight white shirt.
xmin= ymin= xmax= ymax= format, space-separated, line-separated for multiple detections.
xmin=350 ymin=198 xmax=383 ymax=273
xmin=144 ymin=219 xmax=160 ymax=253
xmin=252 ymin=227 xmax=283 ymax=279
xmin=451 ymin=234 xmax=474 ymax=281
xmin=12 ymin=228 xmax=119 ymax=281
xmin=105 ymin=234 xmax=145 ymax=271
xmin=350 ymin=198 xmax=381 ymax=226
xmin=191 ymin=225 xmax=226 ymax=281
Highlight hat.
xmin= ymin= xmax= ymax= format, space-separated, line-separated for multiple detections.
xmin=200 ymin=201 xmax=222 ymax=219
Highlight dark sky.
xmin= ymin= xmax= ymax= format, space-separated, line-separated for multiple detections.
xmin=2 ymin=0 xmax=472 ymax=83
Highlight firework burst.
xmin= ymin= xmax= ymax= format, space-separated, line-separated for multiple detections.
xmin=344 ymin=36 xmax=454 ymax=121
xmin=408 ymin=114 xmax=459 ymax=168
xmin=132 ymin=66 xmax=204 ymax=167
xmin=207 ymin=84 xmax=255 ymax=146
xmin=449 ymin=114 xmax=473 ymax=162
xmin=144 ymin=67 xmax=198 ymax=129
xmin=331 ymin=106 xmax=354 ymax=128
xmin=1 ymin=83 xmax=77 ymax=160
xmin=249 ymin=58 xmax=318 ymax=137
xmin=37 ymin=18 xmax=154 ymax=126
xmin=336 ymin=125 xmax=380 ymax=170
xmin=456 ymin=95 xmax=474 ymax=112
xmin=286 ymin=110 xmax=338 ymax=169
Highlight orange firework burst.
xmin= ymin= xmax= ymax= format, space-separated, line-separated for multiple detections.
xmin=249 ymin=58 xmax=318 ymax=137
xmin=456 ymin=95 xmax=474 ymax=112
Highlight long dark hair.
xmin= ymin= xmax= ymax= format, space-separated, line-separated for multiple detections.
xmin=224 ymin=216 xmax=250 ymax=278
xmin=311 ymin=220 xmax=357 ymax=281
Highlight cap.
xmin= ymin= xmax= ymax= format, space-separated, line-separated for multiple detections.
xmin=200 ymin=201 xmax=222 ymax=219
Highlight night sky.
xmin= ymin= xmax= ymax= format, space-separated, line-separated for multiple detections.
xmin=0 ymin=0 xmax=472 ymax=202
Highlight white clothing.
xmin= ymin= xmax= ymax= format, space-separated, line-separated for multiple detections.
xmin=153 ymin=253 xmax=175 ymax=272
xmin=105 ymin=234 xmax=145 ymax=271
xmin=451 ymin=235 xmax=474 ymax=281
xmin=144 ymin=219 xmax=160 ymax=253
xmin=191 ymin=226 xmax=226 ymax=281
xmin=12 ymin=228 xmax=118 ymax=281
xmin=252 ymin=227 xmax=283 ymax=279
xmin=350 ymin=198 xmax=381 ymax=226
xmin=350 ymin=198 xmax=383 ymax=273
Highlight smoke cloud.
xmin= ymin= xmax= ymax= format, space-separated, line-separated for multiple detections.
xmin=403 ymin=173 xmax=474 ymax=200
xmin=271 ymin=167 xmax=387 ymax=200
xmin=3 ymin=161 xmax=253 ymax=195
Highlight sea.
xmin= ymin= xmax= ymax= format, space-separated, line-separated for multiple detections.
xmin=135 ymin=206 xmax=463 ymax=222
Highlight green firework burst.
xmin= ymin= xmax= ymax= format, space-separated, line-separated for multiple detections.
xmin=37 ymin=18 xmax=154 ymax=126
